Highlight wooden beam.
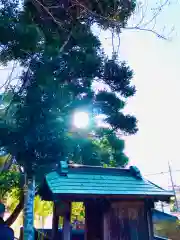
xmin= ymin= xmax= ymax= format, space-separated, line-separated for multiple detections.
xmin=51 ymin=203 xmax=59 ymax=240
xmin=62 ymin=202 xmax=71 ymax=240
xmin=53 ymin=193 xmax=169 ymax=202
xmin=146 ymin=201 xmax=154 ymax=240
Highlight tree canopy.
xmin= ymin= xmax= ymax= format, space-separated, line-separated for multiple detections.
xmin=0 ymin=0 xmax=138 ymax=178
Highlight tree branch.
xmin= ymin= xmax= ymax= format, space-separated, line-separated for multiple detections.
xmin=29 ymin=0 xmax=172 ymax=41
xmin=32 ymin=0 xmax=64 ymax=27
xmin=5 ymin=193 xmax=24 ymax=226
xmin=128 ymin=0 xmax=172 ymax=40
xmin=124 ymin=26 xmax=168 ymax=40
xmin=59 ymin=29 xmax=73 ymax=53
xmin=134 ymin=0 xmax=170 ymax=28
xmin=0 ymin=61 xmax=17 ymax=91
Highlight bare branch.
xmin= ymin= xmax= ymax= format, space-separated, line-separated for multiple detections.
xmin=31 ymin=0 xmax=74 ymax=53
xmin=140 ymin=0 xmax=170 ymax=28
xmin=32 ymin=0 xmax=64 ymax=27
xmin=59 ymin=29 xmax=73 ymax=53
xmin=30 ymin=0 xmax=172 ymax=41
xmin=124 ymin=25 xmax=168 ymax=40
xmin=0 ymin=61 xmax=17 ymax=92
xmin=117 ymin=34 xmax=120 ymax=55
xmin=112 ymin=31 xmax=114 ymax=50
xmin=134 ymin=0 xmax=149 ymax=28
xmin=128 ymin=0 xmax=172 ymax=40
xmin=77 ymin=0 xmax=172 ymax=39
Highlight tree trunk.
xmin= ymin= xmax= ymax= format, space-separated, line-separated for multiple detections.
xmin=6 ymin=191 xmax=39 ymax=226
xmin=23 ymin=175 xmax=35 ymax=240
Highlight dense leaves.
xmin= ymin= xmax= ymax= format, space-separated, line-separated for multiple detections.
xmin=0 ymin=0 xmax=137 ymax=175
xmin=104 ymin=60 xmax=136 ymax=97
xmin=30 ymin=0 xmax=136 ymax=31
xmin=0 ymin=169 xmax=21 ymax=200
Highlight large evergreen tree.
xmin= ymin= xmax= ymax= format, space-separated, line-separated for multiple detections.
xmin=0 ymin=0 xmax=137 ymax=239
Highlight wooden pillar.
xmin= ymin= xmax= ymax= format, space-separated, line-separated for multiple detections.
xmin=103 ymin=212 xmax=110 ymax=240
xmin=51 ymin=203 xmax=59 ymax=240
xmin=147 ymin=209 xmax=154 ymax=240
xmin=146 ymin=201 xmax=154 ymax=240
xmin=62 ymin=202 xmax=71 ymax=240
xmin=85 ymin=201 xmax=103 ymax=240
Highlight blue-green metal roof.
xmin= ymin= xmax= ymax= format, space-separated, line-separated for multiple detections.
xmin=43 ymin=165 xmax=173 ymax=201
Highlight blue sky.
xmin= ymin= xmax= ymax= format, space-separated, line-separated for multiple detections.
xmin=98 ymin=0 xmax=180 ymax=187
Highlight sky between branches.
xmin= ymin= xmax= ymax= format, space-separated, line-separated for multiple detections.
xmin=91 ymin=0 xmax=180 ymax=188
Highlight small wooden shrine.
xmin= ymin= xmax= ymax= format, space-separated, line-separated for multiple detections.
xmin=39 ymin=162 xmax=173 ymax=240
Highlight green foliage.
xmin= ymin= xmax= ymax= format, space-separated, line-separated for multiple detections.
xmin=154 ymin=221 xmax=180 ymax=240
xmin=6 ymin=187 xmax=22 ymax=212
xmin=70 ymin=128 xmax=128 ymax=167
xmin=34 ymin=196 xmax=53 ymax=218
xmin=0 ymin=0 xmax=137 ymax=179
xmin=0 ymin=154 xmax=10 ymax=170
xmin=71 ymin=202 xmax=85 ymax=222
xmin=0 ymin=169 xmax=21 ymax=200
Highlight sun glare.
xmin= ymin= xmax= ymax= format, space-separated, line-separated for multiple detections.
xmin=73 ymin=111 xmax=89 ymax=129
